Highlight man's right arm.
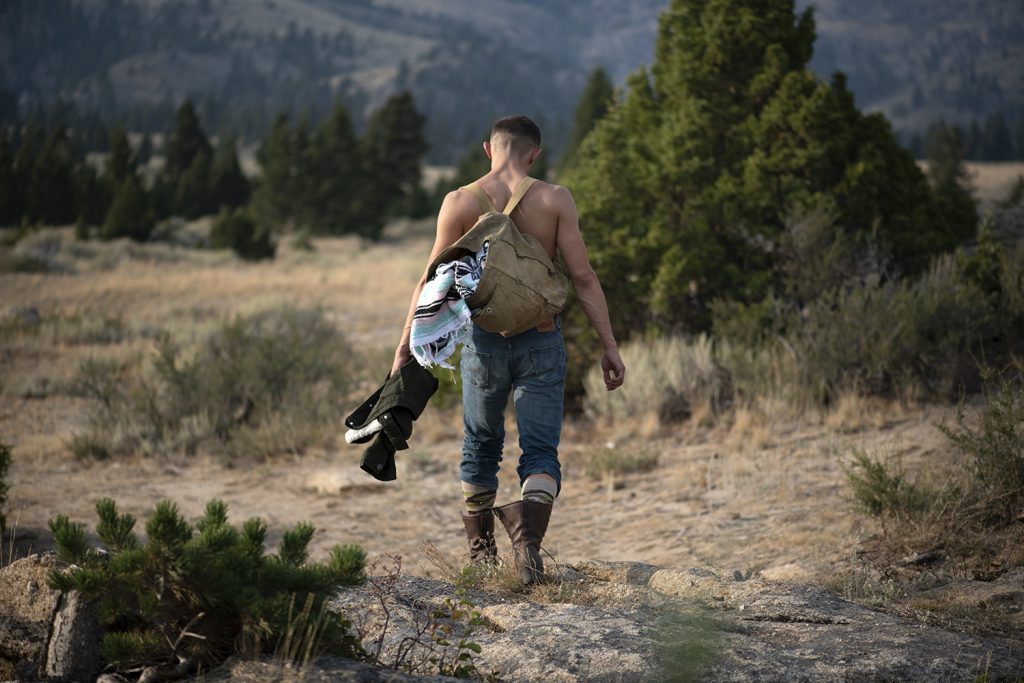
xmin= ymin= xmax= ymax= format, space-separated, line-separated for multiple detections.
xmin=554 ymin=186 xmax=625 ymax=391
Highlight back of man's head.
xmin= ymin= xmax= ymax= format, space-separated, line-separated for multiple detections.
xmin=490 ymin=115 xmax=541 ymax=158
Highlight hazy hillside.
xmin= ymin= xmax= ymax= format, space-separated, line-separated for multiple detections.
xmin=805 ymin=0 xmax=1024 ymax=134
xmin=1 ymin=0 xmax=1021 ymax=159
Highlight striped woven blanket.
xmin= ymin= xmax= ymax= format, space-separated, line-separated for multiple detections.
xmin=411 ymin=242 xmax=488 ymax=369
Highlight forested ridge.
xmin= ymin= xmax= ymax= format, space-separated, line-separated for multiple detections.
xmin=2 ymin=0 xmax=1021 ymax=160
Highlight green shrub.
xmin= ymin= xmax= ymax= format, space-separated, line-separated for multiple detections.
xmin=210 ymin=206 xmax=275 ymax=261
xmin=939 ymin=373 xmax=1024 ymax=524
xmin=845 ymin=449 xmax=930 ymax=522
xmin=0 ymin=442 xmax=11 ymax=532
xmin=71 ymin=306 xmax=350 ymax=459
xmin=48 ymin=498 xmax=365 ymax=676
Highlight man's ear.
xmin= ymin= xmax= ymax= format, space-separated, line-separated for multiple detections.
xmin=483 ymin=140 xmax=493 ymax=160
xmin=527 ymin=147 xmax=542 ymax=168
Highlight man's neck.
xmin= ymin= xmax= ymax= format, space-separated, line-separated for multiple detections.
xmin=486 ymin=156 xmax=531 ymax=185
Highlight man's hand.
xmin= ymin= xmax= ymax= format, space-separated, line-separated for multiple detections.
xmin=601 ymin=348 xmax=625 ymax=391
xmin=391 ymin=345 xmax=411 ymax=378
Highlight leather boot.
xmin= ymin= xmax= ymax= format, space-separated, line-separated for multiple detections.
xmin=461 ymin=510 xmax=497 ymax=566
xmin=493 ymin=500 xmax=552 ymax=585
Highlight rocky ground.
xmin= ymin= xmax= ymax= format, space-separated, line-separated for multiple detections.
xmin=2 ymin=553 xmax=1021 ymax=681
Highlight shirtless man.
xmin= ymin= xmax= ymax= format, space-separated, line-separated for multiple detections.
xmin=392 ymin=115 xmax=625 ymax=585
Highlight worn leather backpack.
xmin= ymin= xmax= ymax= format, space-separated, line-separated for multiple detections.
xmin=426 ymin=177 xmax=568 ymax=337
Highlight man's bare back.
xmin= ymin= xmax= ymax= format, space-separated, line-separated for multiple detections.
xmin=451 ymin=177 xmax=562 ymax=259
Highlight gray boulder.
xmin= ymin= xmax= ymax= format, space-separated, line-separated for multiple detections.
xmin=328 ymin=561 xmax=1024 ymax=682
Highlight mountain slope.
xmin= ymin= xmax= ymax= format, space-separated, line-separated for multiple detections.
xmin=0 ymin=0 xmax=1021 ymax=159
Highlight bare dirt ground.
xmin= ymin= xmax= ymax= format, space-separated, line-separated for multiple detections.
xmin=0 ymin=218 xmax=963 ymax=589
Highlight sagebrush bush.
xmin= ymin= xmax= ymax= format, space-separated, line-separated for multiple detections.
xmin=939 ymin=373 xmax=1024 ymax=524
xmin=48 ymin=498 xmax=366 ymax=676
xmin=71 ymin=306 xmax=350 ymax=459
xmin=792 ymin=256 xmax=990 ymax=402
xmin=845 ymin=449 xmax=931 ymax=522
xmin=584 ymin=334 xmax=725 ymax=423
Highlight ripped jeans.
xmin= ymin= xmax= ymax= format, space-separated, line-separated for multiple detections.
xmin=459 ymin=319 xmax=566 ymax=495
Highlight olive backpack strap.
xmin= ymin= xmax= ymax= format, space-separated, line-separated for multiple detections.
xmin=502 ymin=176 xmax=537 ymax=215
xmin=461 ymin=182 xmax=499 ymax=214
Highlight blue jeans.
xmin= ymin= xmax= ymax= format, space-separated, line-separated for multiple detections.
xmin=459 ymin=319 xmax=566 ymax=495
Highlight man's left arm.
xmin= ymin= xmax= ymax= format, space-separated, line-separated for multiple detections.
xmin=391 ymin=191 xmax=467 ymax=376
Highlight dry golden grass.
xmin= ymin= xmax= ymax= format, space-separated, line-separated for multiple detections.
xmin=965 ymin=161 xmax=1024 ymax=204
xmin=825 ymin=390 xmax=913 ymax=433
xmin=1 ymin=216 xmax=1006 ymax=649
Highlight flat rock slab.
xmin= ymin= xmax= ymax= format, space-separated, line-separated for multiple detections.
xmin=329 ymin=562 xmax=1024 ymax=682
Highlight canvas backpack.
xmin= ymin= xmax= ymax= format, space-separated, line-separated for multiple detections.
xmin=427 ymin=176 xmax=568 ymax=337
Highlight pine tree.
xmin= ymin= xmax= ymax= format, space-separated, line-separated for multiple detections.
xmin=924 ymin=121 xmax=978 ymax=240
xmin=210 ymin=136 xmax=250 ymax=210
xmin=105 ymin=125 xmax=136 ymax=186
xmin=102 ymin=175 xmax=155 ymax=241
xmin=0 ymin=132 xmax=21 ymax=226
xmin=165 ymin=100 xmax=212 ymax=180
xmin=28 ymin=125 xmax=77 ymax=225
xmin=74 ymin=162 xmax=111 ymax=228
xmin=359 ymin=90 xmax=429 ymax=229
xmin=174 ymin=148 xmax=215 ymax=219
xmin=303 ymin=101 xmax=363 ymax=235
xmin=981 ymin=113 xmax=1013 ymax=161
xmin=252 ymin=113 xmax=295 ymax=229
xmin=48 ymin=498 xmax=365 ymax=675
xmin=558 ymin=67 xmax=614 ymax=173
xmin=565 ymin=0 xmax=964 ymax=335
xmin=1016 ymin=117 xmax=1024 ymax=161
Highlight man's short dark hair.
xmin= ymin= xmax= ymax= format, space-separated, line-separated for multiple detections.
xmin=490 ymin=115 xmax=541 ymax=156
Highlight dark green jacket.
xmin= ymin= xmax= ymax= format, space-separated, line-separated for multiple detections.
xmin=345 ymin=359 xmax=438 ymax=481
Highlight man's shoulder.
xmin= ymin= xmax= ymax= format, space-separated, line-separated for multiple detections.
xmin=529 ymin=179 xmax=572 ymax=205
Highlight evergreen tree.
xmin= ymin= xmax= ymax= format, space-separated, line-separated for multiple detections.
xmin=174 ymin=149 xmax=215 ymax=219
xmin=165 ymin=100 xmax=212 ymax=179
xmin=1016 ymin=117 xmax=1024 ymax=161
xmin=303 ymin=101 xmax=364 ymax=235
xmin=74 ymin=162 xmax=111 ymax=228
xmin=102 ymin=175 xmax=154 ymax=241
xmin=252 ymin=113 xmax=296 ymax=229
xmin=565 ymin=0 xmax=965 ymax=335
xmin=559 ymin=67 xmax=615 ymax=173
xmin=359 ymin=90 xmax=429 ymax=227
xmin=924 ymin=121 xmax=978 ymax=241
xmin=104 ymin=125 xmax=136 ymax=186
xmin=28 ymin=125 xmax=77 ymax=225
xmin=981 ymin=113 xmax=1013 ymax=161
xmin=0 ymin=133 xmax=20 ymax=226
xmin=210 ymin=136 xmax=250 ymax=210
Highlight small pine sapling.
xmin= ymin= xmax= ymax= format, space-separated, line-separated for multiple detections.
xmin=48 ymin=497 xmax=366 ymax=679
